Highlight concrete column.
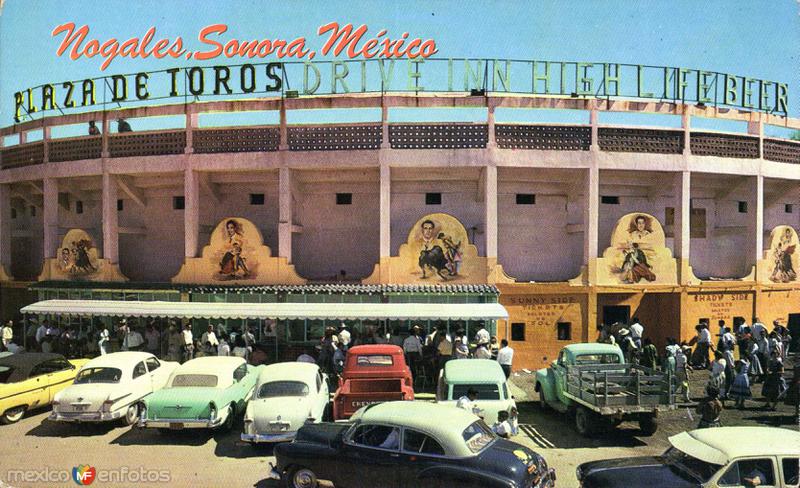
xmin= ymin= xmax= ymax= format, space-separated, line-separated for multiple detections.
xmin=380 ymin=104 xmax=390 ymax=149
xmin=278 ymin=167 xmax=292 ymax=262
xmin=101 ymin=118 xmax=110 ymax=158
xmin=279 ymin=102 xmax=289 ymax=151
xmin=589 ymin=107 xmax=599 ymax=151
xmin=184 ymin=168 xmax=199 ymax=258
xmin=753 ymin=174 xmax=764 ymax=266
xmin=185 ymin=107 xmax=197 ymax=154
xmin=487 ymin=102 xmax=497 ymax=148
xmin=484 ymin=165 xmax=498 ymax=258
xmin=0 ymin=185 xmax=11 ymax=270
xmin=582 ymin=166 xmax=599 ymax=264
xmin=674 ymin=171 xmax=691 ymax=284
xmin=42 ymin=178 xmax=58 ymax=259
xmin=42 ymin=125 xmax=51 ymax=163
xmin=747 ymin=119 xmax=764 ymax=158
xmin=681 ymin=109 xmax=691 ymax=156
xmin=102 ymin=173 xmax=119 ymax=263
xmin=379 ymin=164 xmax=391 ymax=258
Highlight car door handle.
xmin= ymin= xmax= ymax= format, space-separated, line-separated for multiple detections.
xmin=389 ymin=453 xmax=399 ymax=458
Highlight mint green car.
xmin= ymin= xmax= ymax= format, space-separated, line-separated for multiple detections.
xmin=139 ymin=356 xmax=261 ymax=432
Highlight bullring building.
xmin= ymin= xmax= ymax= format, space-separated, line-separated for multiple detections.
xmin=1 ymin=59 xmax=799 ymax=370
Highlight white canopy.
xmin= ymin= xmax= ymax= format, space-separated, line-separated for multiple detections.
xmin=21 ymin=299 xmax=509 ymax=321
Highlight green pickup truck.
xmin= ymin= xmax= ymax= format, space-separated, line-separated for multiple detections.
xmin=535 ymin=343 xmax=675 ymax=437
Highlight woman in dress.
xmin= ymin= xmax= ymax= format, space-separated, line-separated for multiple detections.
xmin=729 ymin=359 xmax=751 ymax=410
xmin=761 ymin=354 xmax=786 ymax=411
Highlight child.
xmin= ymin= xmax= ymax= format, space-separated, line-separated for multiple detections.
xmin=675 ymin=345 xmax=692 ymax=402
xmin=492 ymin=410 xmax=515 ymax=439
xmin=729 ymin=359 xmax=751 ymax=410
xmin=696 ymin=385 xmax=723 ymax=428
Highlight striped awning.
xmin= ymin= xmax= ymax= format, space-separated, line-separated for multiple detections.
xmin=21 ymin=299 xmax=508 ymax=321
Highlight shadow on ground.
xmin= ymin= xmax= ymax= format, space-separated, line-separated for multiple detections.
xmin=26 ymin=417 xmax=120 ymax=438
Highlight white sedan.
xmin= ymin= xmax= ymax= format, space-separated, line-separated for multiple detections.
xmin=50 ymin=351 xmax=178 ymax=425
xmin=242 ymin=362 xmax=330 ymax=443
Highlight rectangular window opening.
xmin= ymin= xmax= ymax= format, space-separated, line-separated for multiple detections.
xmin=516 ymin=194 xmax=535 ymax=205
xmin=557 ymin=322 xmax=572 ymax=341
xmin=510 ymin=323 xmax=525 ymax=341
xmin=425 ymin=192 xmax=442 ymax=205
xmin=173 ymin=196 xmax=185 ymax=210
xmin=738 ymin=201 xmax=748 ymax=213
xmin=336 ymin=193 xmax=352 ymax=205
xmin=601 ymin=196 xmax=620 ymax=205
xmin=249 ymin=193 xmax=265 ymax=205
xmin=76 ymin=200 xmax=84 ymax=214
xmin=117 ymin=199 xmax=124 ymax=211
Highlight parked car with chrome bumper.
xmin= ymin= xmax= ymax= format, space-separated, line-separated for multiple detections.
xmin=576 ymin=426 xmax=799 ymax=487
xmin=270 ymin=401 xmax=556 ymax=488
xmin=139 ymin=356 xmax=259 ymax=431
xmin=241 ymin=362 xmax=330 ymax=443
xmin=50 ymin=351 xmax=178 ymax=425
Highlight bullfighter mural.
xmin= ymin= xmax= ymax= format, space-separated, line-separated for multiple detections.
xmin=172 ymin=217 xmax=304 ymax=285
xmin=765 ymin=225 xmax=798 ymax=283
xmin=364 ymin=213 xmax=513 ymax=284
xmin=594 ymin=212 xmax=677 ymax=285
xmin=38 ymin=229 xmax=128 ymax=282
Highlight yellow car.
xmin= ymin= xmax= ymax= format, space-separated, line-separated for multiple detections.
xmin=0 ymin=353 xmax=90 ymax=424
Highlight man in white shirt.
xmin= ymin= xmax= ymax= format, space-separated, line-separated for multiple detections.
xmin=181 ymin=324 xmax=194 ymax=362
xmin=474 ymin=344 xmax=491 ymax=359
xmin=491 ymin=410 xmax=514 ymax=439
xmin=403 ymin=326 xmax=423 ymax=375
xmin=496 ymin=339 xmax=514 ymax=378
xmin=475 ymin=325 xmax=490 ymax=346
xmin=629 ymin=318 xmax=644 ymax=349
xmin=124 ymin=326 xmax=145 ymax=351
xmin=751 ymin=317 xmax=769 ymax=368
xmin=696 ymin=323 xmax=712 ymax=369
xmin=35 ymin=321 xmax=49 ymax=349
xmin=456 ymin=388 xmax=482 ymax=418
xmin=1 ymin=320 xmax=13 ymax=350
xmin=338 ymin=324 xmax=351 ymax=349
xmin=217 ymin=334 xmax=231 ymax=357
xmin=201 ymin=325 xmax=219 ymax=348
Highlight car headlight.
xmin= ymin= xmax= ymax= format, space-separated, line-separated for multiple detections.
xmin=209 ymin=404 xmax=217 ymax=420
xmin=101 ymin=400 xmax=114 ymax=413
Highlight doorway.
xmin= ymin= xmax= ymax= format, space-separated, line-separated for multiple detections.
xmin=603 ymin=305 xmax=631 ymax=326
xmin=788 ymin=313 xmax=800 ymax=353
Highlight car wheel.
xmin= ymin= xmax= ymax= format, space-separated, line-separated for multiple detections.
xmin=638 ymin=416 xmax=658 ymax=436
xmin=322 ymin=402 xmax=333 ymax=422
xmin=0 ymin=406 xmax=26 ymax=424
xmin=221 ymin=405 xmax=235 ymax=431
xmin=536 ymin=384 xmax=549 ymax=411
xmin=574 ymin=407 xmax=595 ymax=437
xmin=285 ymin=466 xmax=319 ymax=488
xmin=122 ymin=403 xmax=140 ymax=426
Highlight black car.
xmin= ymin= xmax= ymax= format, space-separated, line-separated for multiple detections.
xmin=269 ymin=401 xmax=555 ymax=488
xmin=576 ymin=451 xmax=716 ymax=488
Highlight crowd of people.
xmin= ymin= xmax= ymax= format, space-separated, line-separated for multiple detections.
xmin=598 ymin=315 xmax=794 ymax=430
xmin=296 ymin=322 xmax=515 ymax=385
xmin=0 ymin=318 xmax=263 ymax=365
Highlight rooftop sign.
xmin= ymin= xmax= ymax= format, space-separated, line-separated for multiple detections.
xmin=12 ymin=58 xmax=788 ymax=123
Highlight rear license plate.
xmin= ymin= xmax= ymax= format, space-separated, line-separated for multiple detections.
xmin=169 ymin=423 xmax=183 ymax=429
xmin=74 ymin=405 xmax=87 ymax=411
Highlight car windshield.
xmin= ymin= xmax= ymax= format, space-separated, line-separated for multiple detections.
xmin=258 ymin=381 xmax=309 ymax=398
xmin=356 ymin=355 xmax=393 ymax=366
xmin=170 ymin=374 xmax=218 ymax=388
xmin=574 ymin=354 xmax=621 ymax=365
xmin=75 ymin=367 xmax=123 ymax=384
xmin=452 ymin=384 xmax=501 ymax=400
xmin=662 ymin=447 xmax=722 ymax=483
xmin=462 ymin=420 xmax=495 ymax=454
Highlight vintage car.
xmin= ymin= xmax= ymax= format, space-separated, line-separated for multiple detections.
xmin=536 ymin=343 xmax=674 ymax=436
xmin=332 ymin=344 xmax=414 ymax=420
xmin=50 ymin=351 xmax=179 ymax=425
xmin=576 ymin=426 xmax=800 ymax=487
xmin=138 ymin=356 xmax=260 ymax=431
xmin=241 ymin=362 xmax=330 ymax=443
xmin=436 ymin=358 xmax=518 ymax=425
xmin=0 ymin=353 xmax=90 ymax=424
xmin=270 ymin=401 xmax=556 ymax=488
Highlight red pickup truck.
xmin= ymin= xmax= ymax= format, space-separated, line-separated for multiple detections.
xmin=332 ymin=344 xmax=415 ymax=420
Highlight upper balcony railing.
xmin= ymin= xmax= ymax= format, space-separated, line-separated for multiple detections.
xmin=1 ymin=94 xmax=798 ymax=169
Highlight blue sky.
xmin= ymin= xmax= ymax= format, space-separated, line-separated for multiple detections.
xmin=0 ymin=0 xmax=798 ymax=137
